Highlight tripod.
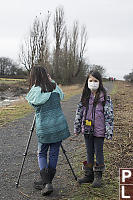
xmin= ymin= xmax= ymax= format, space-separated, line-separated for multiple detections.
xmin=16 ymin=115 xmax=77 ymax=188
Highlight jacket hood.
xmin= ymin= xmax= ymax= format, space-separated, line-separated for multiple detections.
xmin=90 ymin=91 xmax=105 ymax=103
xmin=25 ymin=83 xmax=64 ymax=106
xmin=98 ymin=92 xmax=105 ymax=103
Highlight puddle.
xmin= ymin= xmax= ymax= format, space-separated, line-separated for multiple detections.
xmin=0 ymin=92 xmax=26 ymax=107
xmin=0 ymin=98 xmax=21 ymax=107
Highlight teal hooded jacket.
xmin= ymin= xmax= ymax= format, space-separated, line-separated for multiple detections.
xmin=25 ymin=82 xmax=70 ymax=143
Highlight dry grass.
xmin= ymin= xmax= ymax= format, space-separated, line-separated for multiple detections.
xmin=0 ymin=98 xmax=33 ymax=126
xmin=105 ymin=81 xmax=133 ymax=170
xmin=0 ymin=78 xmax=26 ymax=84
xmin=60 ymin=84 xmax=83 ymax=100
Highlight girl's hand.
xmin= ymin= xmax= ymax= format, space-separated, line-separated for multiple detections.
xmin=48 ymin=74 xmax=52 ymax=81
xmin=74 ymin=132 xmax=80 ymax=136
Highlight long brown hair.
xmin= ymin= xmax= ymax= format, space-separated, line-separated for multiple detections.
xmin=29 ymin=66 xmax=56 ymax=93
xmin=81 ymin=70 xmax=107 ymax=107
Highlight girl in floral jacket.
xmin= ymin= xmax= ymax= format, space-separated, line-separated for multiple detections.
xmin=74 ymin=70 xmax=114 ymax=187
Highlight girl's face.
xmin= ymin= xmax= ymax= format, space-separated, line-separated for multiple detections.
xmin=88 ymin=75 xmax=100 ymax=91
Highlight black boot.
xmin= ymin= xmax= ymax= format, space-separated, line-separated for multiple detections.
xmin=34 ymin=168 xmax=49 ymax=190
xmin=40 ymin=168 xmax=56 ymax=196
xmin=92 ymin=164 xmax=105 ymax=188
xmin=78 ymin=161 xmax=94 ymax=184
xmin=33 ymin=179 xmax=44 ymax=190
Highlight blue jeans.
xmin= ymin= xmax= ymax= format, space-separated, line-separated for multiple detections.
xmin=38 ymin=141 xmax=62 ymax=170
xmin=84 ymin=135 xmax=104 ymax=166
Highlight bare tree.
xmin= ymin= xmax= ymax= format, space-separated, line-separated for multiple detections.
xmin=75 ymin=25 xmax=88 ymax=77
xmin=37 ymin=12 xmax=51 ymax=68
xmin=53 ymin=7 xmax=65 ymax=81
xmin=60 ymin=28 xmax=69 ymax=83
xmin=89 ymin=64 xmax=106 ymax=77
xmin=56 ymin=21 xmax=88 ymax=84
xmin=19 ymin=12 xmax=51 ymax=73
xmin=0 ymin=57 xmax=13 ymax=75
xmin=71 ymin=21 xmax=79 ymax=78
xmin=19 ymin=7 xmax=89 ymax=84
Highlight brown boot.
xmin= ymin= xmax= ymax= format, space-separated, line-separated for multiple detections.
xmin=78 ymin=161 xmax=94 ymax=184
xmin=92 ymin=164 xmax=105 ymax=188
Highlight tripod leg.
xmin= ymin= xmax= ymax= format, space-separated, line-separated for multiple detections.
xmin=16 ymin=115 xmax=36 ymax=188
xmin=61 ymin=144 xmax=77 ymax=181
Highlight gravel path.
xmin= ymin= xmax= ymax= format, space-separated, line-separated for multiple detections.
xmin=0 ymin=82 xmax=114 ymax=200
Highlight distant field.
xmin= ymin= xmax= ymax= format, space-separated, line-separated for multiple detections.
xmin=0 ymin=78 xmax=26 ymax=84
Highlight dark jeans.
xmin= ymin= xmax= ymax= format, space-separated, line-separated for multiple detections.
xmin=84 ymin=134 xmax=104 ymax=166
xmin=38 ymin=141 xmax=62 ymax=170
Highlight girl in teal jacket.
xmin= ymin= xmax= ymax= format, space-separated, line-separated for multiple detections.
xmin=26 ymin=66 xmax=70 ymax=196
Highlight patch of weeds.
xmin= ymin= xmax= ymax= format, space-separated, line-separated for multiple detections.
xmin=0 ymin=83 xmax=9 ymax=91
xmin=0 ymin=100 xmax=33 ymax=126
xmin=67 ymin=140 xmax=119 ymax=200
xmin=110 ymin=81 xmax=119 ymax=95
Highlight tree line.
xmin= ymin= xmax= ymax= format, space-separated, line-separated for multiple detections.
xmin=123 ymin=69 xmax=133 ymax=82
xmin=0 ymin=57 xmax=27 ymax=78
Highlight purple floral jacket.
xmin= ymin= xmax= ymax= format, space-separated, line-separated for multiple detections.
xmin=74 ymin=95 xmax=114 ymax=140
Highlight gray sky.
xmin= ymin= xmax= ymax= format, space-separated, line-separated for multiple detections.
xmin=0 ymin=0 xmax=133 ymax=80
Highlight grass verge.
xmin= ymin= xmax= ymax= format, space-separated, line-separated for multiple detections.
xmin=110 ymin=81 xmax=119 ymax=95
xmin=0 ymin=99 xmax=33 ymax=126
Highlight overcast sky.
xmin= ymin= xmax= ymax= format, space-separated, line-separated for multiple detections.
xmin=0 ymin=0 xmax=133 ymax=80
